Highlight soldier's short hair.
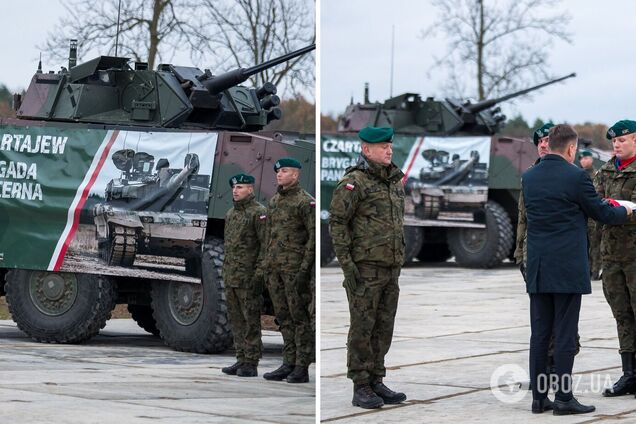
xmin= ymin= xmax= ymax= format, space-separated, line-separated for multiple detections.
xmin=548 ymin=124 xmax=578 ymax=153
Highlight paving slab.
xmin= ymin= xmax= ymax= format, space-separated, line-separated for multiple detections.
xmin=0 ymin=319 xmax=315 ymax=423
xmin=320 ymin=262 xmax=628 ymax=423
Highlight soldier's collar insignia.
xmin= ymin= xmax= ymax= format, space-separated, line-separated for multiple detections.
xmin=345 ymin=183 xmax=355 ymax=191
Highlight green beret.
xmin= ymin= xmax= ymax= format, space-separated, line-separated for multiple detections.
xmin=533 ymin=123 xmax=554 ymax=145
xmin=579 ymin=150 xmax=593 ymax=158
xmin=606 ymin=120 xmax=636 ymax=139
xmin=229 ymin=173 xmax=255 ymax=187
xmin=358 ymin=126 xmax=394 ymax=143
xmin=274 ymin=157 xmax=302 ymax=172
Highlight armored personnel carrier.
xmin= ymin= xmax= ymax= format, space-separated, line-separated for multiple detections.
xmin=0 ymin=40 xmax=315 ymax=353
xmin=322 ymin=74 xmax=575 ymax=268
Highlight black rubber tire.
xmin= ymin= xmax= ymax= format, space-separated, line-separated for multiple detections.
xmin=5 ymin=270 xmax=116 ymax=343
xmin=404 ymin=226 xmax=424 ymax=264
xmin=417 ymin=243 xmax=452 ymax=263
xmin=151 ymin=237 xmax=232 ymax=353
xmin=127 ymin=304 xmax=160 ymax=336
xmin=447 ymin=200 xmax=513 ymax=268
xmin=321 ymin=223 xmax=336 ymax=266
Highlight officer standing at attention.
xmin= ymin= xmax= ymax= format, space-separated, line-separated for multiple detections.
xmin=329 ymin=126 xmax=407 ymax=409
xmin=263 ymin=157 xmax=315 ymax=384
xmin=221 ymin=174 xmax=267 ymax=377
xmin=594 ymin=120 xmax=636 ymax=397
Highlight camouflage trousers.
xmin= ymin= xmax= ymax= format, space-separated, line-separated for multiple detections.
xmin=602 ymin=261 xmax=636 ymax=353
xmin=226 ymin=286 xmax=262 ymax=364
xmin=267 ymin=270 xmax=314 ymax=367
xmin=345 ymin=263 xmax=400 ymax=384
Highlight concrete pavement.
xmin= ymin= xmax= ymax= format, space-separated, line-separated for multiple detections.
xmin=321 ymin=262 xmax=636 ymax=423
xmin=0 ymin=319 xmax=315 ymax=424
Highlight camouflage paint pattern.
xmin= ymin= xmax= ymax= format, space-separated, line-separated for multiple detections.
xmin=265 ymin=181 xmax=315 ymax=367
xmin=593 ymin=157 xmax=636 ymax=353
xmin=223 ymin=193 xmax=267 ymax=364
xmin=329 ymin=156 xmax=405 ymax=384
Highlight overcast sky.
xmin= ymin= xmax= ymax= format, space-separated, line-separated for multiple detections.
xmin=0 ymin=0 xmax=313 ymax=100
xmin=322 ymin=0 xmax=634 ymax=125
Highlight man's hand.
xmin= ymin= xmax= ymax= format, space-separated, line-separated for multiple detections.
xmin=625 ymin=205 xmax=633 ymax=216
xmin=519 ymin=262 xmax=527 ymax=282
xmin=342 ymin=262 xmax=360 ymax=292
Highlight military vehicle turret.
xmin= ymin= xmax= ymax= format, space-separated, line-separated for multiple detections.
xmin=1 ymin=40 xmax=315 ymax=353
xmin=322 ymin=74 xmax=576 ymax=268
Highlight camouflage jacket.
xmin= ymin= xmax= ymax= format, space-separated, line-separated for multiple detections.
xmin=265 ymin=181 xmax=315 ymax=274
xmin=593 ymin=156 xmax=636 ymax=262
xmin=329 ymin=155 xmax=405 ymax=268
xmin=222 ymin=193 xmax=267 ymax=288
xmin=513 ymin=158 xmax=541 ymax=264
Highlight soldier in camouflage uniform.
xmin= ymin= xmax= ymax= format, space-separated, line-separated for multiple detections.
xmin=594 ymin=120 xmax=636 ymax=397
xmin=580 ymin=150 xmax=602 ymax=280
xmin=221 ymin=173 xmax=267 ymax=377
xmin=263 ymin=157 xmax=315 ymax=384
xmin=329 ymin=126 xmax=407 ymax=409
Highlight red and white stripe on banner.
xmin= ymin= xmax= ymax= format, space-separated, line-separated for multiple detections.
xmin=401 ymin=136 xmax=425 ymax=184
xmin=48 ymin=129 xmax=120 ymax=271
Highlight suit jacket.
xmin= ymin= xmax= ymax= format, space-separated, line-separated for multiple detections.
xmin=522 ymin=154 xmax=628 ymax=294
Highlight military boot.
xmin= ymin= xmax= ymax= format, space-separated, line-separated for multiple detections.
xmin=352 ymin=384 xmax=384 ymax=409
xmin=603 ymin=352 xmax=636 ymax=397
xmin=370 ymin=379 xmax=406 ymax=404
xmin=237 ymin=363 xmax=258 ymax=377
xmin=263 ymin=363 xmax=294 ymax=381
xmin=221 ymin=361 xmax=242 ymax=375
xmin=286 ymin=366 xmax=309 ymax=383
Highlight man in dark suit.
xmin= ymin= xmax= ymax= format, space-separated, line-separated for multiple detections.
xmin=523 ymin=124 xmax=631 ymax=415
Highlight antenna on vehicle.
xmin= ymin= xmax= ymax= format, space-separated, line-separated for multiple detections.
xmin=114 ymin=0 xmax=122 ymax=57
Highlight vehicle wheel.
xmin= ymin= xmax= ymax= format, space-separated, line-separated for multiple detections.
xmin=321 ymin=223 xmax=336 ymax=266
xmin=127 ymin=304 xmax=159 ymax=336
xmin=417 ymin=243 xmax=452 ymax=262
xmin=404 ymin=226 xmax=424 ymax=264
xmin=447 ymin=200 xmax=513 ymax=268
xmin=5 ymin=270 xmax=116 ymax=343
xmin=151 ymin=237 xmax=232 ymax=353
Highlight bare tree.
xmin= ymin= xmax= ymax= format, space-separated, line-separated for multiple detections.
xmin=422 ymin=0 xmax=572 ymax=100
xmin=200 ymin=0 xmax=315 ymax=98
xmin=40 ymin=0 xmax=204 ymax=70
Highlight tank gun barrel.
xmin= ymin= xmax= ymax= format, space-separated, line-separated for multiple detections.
xmin=202 ymin=44 xmax=315 ymax=95
xmin=465 ymin=73 xmax=576 ymax=114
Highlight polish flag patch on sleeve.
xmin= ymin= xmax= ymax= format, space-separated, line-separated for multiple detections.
xmin=345 ymin=183 xmax=355 ymax=191
xmin=310 ymin=201 xmax=316 ymax=208
xmin=259 ymin=215 xmax=267 ymax=220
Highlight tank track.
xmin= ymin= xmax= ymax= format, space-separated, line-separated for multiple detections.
xmin=108 ymin=225 xmax=137 ymax=267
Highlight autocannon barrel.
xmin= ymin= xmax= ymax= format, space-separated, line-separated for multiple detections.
xmin=465 ymin=73 xmax=576 ymax=114
xmin=202 ymin=44 xmax=316 ymax=95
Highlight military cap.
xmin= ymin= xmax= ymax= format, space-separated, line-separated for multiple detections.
xmin=579 ymin=150 xmax=593 ymax=158
xmin=228 ymin=173 xmax=255 ymax=187
xmin=274 ymin=157 xmax=302 ymax=172
xmin=358 ymin=126 xmax=394 ymax=143
xmin=533 ymin=123 xmax=554 ymax=145
xmin=606 ymin=120 xmax=636 ymax=139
